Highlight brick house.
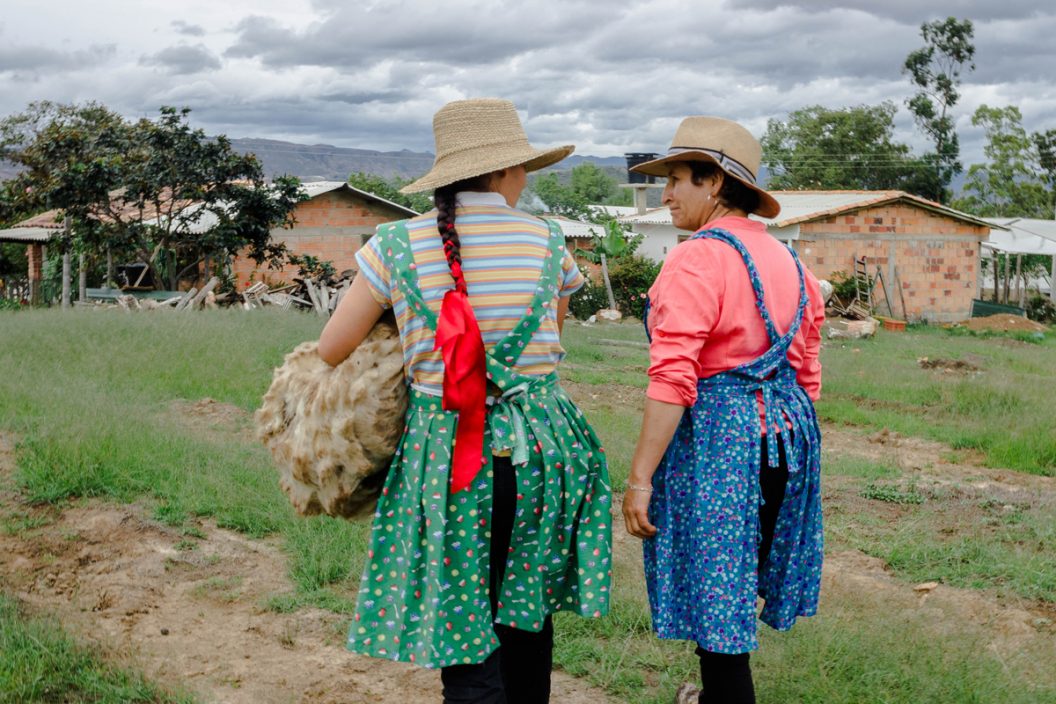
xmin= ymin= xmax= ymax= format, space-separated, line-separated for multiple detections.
xmin=0 ymin=181 xmax=418 ymax=300
xmin=231 ymin=181 xmax=418 ymax=287
xmin=620 ymin=191 xmax=999 ymax=323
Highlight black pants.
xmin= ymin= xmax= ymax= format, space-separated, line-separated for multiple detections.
xmin=440 ymin=456 xmax=554 ymax=704
xmin=696 ymin=437 xmax=790 ymax=704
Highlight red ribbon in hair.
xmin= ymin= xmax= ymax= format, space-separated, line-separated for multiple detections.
xmin=434 ymin=254 xmax=487 ymax=493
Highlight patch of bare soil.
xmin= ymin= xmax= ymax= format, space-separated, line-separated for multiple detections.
xmin=0 ymin=433 xmax=616 ymax=704
xmin=916 ymin=356 xmax=982 ymax=373
xmin=823 ymin=550 xmax=1054 ymax=676
xmin=561 ymin=380 xmax=646 ymax=414
xmin=824 ymin=424 xmax=1055 ymax=494
xmin=961 ymin=314 xmax=1048 ymax=333
xmin=170 ymin=397 xmax=255 ymax=442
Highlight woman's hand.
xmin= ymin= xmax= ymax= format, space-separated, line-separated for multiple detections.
xmin=622 ymin=488 xmax=656 ymax=539
xmin=623 ymin=397 xmax=686 ymax=539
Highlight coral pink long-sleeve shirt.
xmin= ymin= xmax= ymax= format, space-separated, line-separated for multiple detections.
xmin=646 ymin=216 xmax=826 ymax=411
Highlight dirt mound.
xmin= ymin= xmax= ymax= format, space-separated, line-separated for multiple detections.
xmin=962 ymin=314 xmax=1047 ymax=333
xmin=917 ymin=357 xmax=981 ymax=373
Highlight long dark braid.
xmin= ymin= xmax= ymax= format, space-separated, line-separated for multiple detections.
xmin=434 ymin=176 xmax=490 ymax=286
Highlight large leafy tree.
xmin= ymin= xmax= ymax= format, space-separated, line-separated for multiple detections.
xmin=530 ymin=163 xmax=630 ymax=220
xmin=954 ymin=105 xmax=1050 ymax=218
xmin=761 ymin=102 xmax=937 ymax=194
xmin=1 ymin=103 xmax=304 ymax=290
xmin=902 ymin=17 xmax=976 ymax=202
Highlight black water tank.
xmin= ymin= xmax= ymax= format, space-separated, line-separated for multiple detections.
xmin=624 ymin=153 xmax=658 ymax=184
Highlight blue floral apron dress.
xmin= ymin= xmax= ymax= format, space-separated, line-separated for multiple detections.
xmin=642 ymin=227 xmax=823 ymax=654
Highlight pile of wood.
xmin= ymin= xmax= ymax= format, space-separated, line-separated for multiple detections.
xmin=105 ymin=270 xmax=354 ymax=316
xmin=235 ymin=270 xmax=354 ymax=317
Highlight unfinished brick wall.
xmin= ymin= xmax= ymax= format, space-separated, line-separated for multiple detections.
xmin=230 ymin=189 xmax=409 ymax=287
xmin=791 ymin=203 xmax=987 ymax=322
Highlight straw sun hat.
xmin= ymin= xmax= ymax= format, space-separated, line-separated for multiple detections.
xmin=631 ymin=116 xmax=780 ymax=218
xmin=400 ymin=98 xmax=574 ymax=194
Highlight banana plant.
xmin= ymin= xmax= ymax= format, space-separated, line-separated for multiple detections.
xmin=573 ymin=219 xmax=634 ymax=312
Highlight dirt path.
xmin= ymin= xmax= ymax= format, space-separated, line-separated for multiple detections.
xmin=0 ymin=430 xmax=617 ymax=704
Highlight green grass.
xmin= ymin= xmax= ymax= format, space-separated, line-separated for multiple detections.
xmin=0 ymin=309 xmax=367 ymax=603
xmin=0 ymin=593 xmax=197 ymax=703
xmin=2 ymin=310 xmax=1056 ymax=703
xmin=817 ymin=326 xmax=1056 ymax=476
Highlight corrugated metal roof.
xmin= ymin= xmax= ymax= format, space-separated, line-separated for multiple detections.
xmin=301 ymin=181 xmax=419 ymax=216
xmin=618 ymin=190 xmax=1001 ymax=230
xmin=983 ymin=217 xmax=1056 ymax=255
xmin=545 ymin=215 xmax=607 ymax=240
xmin=0 ymin=227 xmax=59 ymax=243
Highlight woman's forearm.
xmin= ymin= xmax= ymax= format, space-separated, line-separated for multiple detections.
xmin=628 ymin=397 xmax=686 ymax=486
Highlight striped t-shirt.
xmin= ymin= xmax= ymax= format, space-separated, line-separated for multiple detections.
xmin=355 ymin=191 xmax=584 ymax=396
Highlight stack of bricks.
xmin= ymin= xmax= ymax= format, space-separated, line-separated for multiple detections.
xmin=791 ymin=204 xmax=988 ymax=322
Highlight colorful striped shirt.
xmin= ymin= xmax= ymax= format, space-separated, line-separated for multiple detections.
xmin=355 ymin=192 xmax=584 ymax=396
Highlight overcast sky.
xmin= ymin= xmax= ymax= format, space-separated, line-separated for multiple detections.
xmin=2 ymin=0 xmax=1053 ymax=168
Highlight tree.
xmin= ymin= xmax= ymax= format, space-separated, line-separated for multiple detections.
xmin=1032 ymin=128 xmax=1056 ymax=217
xmin=954 ymin=105 xmax=1050 ymax=218
xmin=903 ymin=17 xmax=976 ymax=202
xmin=347 ymin=171 xmax=432 ymax=214
xmin=1 ymin=103 xmax=305 ymax=291
xmin=761 ymin=103 xmax=937 ymax=194
xmin=530 ymin=163 xmax=630 ymax=220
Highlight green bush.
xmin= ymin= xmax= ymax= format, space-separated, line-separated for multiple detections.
xmin=828 ymin=270 xmax=858 ymax=304
xmin=608 ymin=255 xmax=661 ymax=320
xmin=568 ymin=255 xmax=661 ymax=321
xmin=569 ymin=277 xmax=609 ymax=320
xmin=1025 ymin=294 xmax=1056 ymax=324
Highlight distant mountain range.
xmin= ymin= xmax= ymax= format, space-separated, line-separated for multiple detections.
xmin=1 ymin=135 xmax=963 ymax=199
xmin=228 ymin=137 xmax=632 ymax=182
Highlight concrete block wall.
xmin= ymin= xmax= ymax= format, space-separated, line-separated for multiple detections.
xmin=230 ymin=190 xmax=407 ymax=287
xmin=791 ymin=204 xmax=988 ymax=322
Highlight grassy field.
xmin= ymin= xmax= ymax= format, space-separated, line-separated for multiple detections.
xmin=1 ymin=309 xmax=1054 ymax=703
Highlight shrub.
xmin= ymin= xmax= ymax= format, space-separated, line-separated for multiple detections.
xmin=1025 ymin=294 xmax=1056 ymax=324
xmin=568 ymin=278 xmax=608 ymax=320
xmin=828 ymin=270 xmax=858 ymax=304
xmin=608 ymin=255 xmax=661 ymax=320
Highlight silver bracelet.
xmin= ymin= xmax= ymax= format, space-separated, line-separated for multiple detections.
xmin=626 ymin=483 xmax=653 ymax=493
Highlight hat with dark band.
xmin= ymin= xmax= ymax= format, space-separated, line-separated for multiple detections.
xmin=631 ymin=116 xmax=780 ymax=218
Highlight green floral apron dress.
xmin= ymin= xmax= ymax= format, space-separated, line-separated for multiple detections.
xmin=347 ymin=219 xmax=612 ymax=668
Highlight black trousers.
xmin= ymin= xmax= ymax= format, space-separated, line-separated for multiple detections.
xmin=440 ymin=456 xmax=554 ymax=704
xmin=695 ymin=437 xmax=790 ymax=704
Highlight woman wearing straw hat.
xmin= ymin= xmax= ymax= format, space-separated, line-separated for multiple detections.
xmin=317 ymin=98 xmax=612 ymax=704
xmin=621 ymin=117 xmax=825 ymax=704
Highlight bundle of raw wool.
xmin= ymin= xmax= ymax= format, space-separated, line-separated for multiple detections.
xmin=256 ymin=312 xmax=407 ymax=519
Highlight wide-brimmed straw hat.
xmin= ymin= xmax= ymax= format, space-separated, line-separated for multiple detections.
xmin=401 ymin=98 xmax=574 ymax=194
xmin=631 ymin=116 xmax=780 ymax=218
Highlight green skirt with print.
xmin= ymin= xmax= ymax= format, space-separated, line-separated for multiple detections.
xmin=346 ymin=376 xmax=612 ymax=667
